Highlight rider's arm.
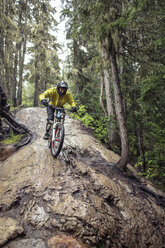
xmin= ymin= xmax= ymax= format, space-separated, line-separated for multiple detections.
xmin=66 ymin=91 xmax=76 ymax=107
xmin=39 ymin=88 xmax=54 ymax=102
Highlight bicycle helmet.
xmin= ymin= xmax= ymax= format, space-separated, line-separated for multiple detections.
xmin=57 ymin=81 xmax=68 ymax=96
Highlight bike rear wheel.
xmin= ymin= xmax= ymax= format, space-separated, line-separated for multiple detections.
xmin=51 ymin=123 xmax=64 ymax=158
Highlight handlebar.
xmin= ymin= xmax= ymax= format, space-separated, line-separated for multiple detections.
xmin=41 ymin=100 xmax=77 ymax=113
xmin=48 ymin=105 xmax=74 ymax=113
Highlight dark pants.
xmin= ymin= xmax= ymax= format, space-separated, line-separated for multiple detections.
xmin=45 ymin=106 xmax=55 ymax=134
xmin=46 ymin=105 xmax=55 ymax=121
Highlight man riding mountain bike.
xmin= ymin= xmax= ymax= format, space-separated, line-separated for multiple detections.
xmin=39 ymin=81 xmax=77 ymax=140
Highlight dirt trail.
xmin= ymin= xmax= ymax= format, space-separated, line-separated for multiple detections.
xmin=0 ymin=107 xmax=164 ymax=248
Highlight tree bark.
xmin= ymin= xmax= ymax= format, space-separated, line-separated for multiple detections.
xmin=73 ymin=39 xmax=80 ymax=95
xmin=4 ymin=40 xmax=11 ymax=98
xmin=34 ymin=50 xmax=40 ymax=106
xmin=104 ymin=69 xmax=114 ymax=117
xmin=12 ymin=44 xmax=19 ymax=107
xmin=139 ymin=126 xmax=146 ymax=172
xmin=100 ymin=47 xmax=120 ymax=149
xmin=104 ymin=69 xmax=120 ymax=147
xmin=99 ymin=72 xmax=108 ymax=117
xmin=17 ymin=0 xmax=28 ymax=106
xmin=0 ymin=27 xmax=5 ymax=90
xmin=0 ymin=86 xmax=32 ymax=144
xmin=131 ymin=88 xmax=141 ymax=157
xmin=107 ymin=34 xmax=129 ymax=170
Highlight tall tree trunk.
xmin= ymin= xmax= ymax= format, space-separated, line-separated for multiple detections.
xmin=104 ymin=69 xmax=113 ymax=117
xmin=0 ymin=0 xmax=7 ymax=93
xmin=0 ymin=28 xmax=5 ymax=90
xmin=12 ymin=44 xmax=18 ymax=107
xmin=4 ymin=41 xmax=11 ymax=98
xmin=139 ymin=126 xmax=146 ymax=172
xmin=34 ymin=50 xmax=39 ymax=106
xmin=107 ymin=34 xmax=129 ymax=170
xmin=100 ymin=72 xmax=108 ymax=117
xmin=73 ymin=39 xmax=80 ymax=95
xmin=3 ymin=0 xmax=15 ymax=102
xmin=17 ymin=44 xmax=23 ymax=106
xmin=40 ymin=65 xmax=46 ymax=93
xmin=131 ymin=89 xmax=140 ymax=157
xmin=104 ymin=69 xmax=120 ymax=147
xmin=17 ymin=0 xmax=28 ymax=106
xmin=17 ymin=38 xmax=27 ymax=106
xmin=101 ymin=47 xmax=120 ymax=148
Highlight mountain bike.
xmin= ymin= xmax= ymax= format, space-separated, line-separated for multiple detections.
xmin=46 ymin=105 xmax=71 ymax=158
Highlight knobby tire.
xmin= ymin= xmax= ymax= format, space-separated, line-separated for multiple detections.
xmin=51 ymin=123 xmax=64 ymax=158
xmin=48 ymin=133 xmax=52 ymax=148
xmin=47 ymin=123 xmax=52 ymax=148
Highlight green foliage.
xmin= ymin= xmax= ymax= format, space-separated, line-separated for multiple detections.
xmin=94 ymin=117 xmax=109 ymax=144
xmin=22 ymin=83 xmax=34 ymax=107
xmin=0 ymin=133 xmax=24 ymax=145
xmin=135 ymin=158 xmax=165 ymax=191
xmin=72 ymin=104 xmax=109 ymax=143
xmin=72 ymin=105 xmax=95 ymax=128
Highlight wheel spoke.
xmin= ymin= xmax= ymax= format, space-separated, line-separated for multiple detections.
xmin=50 ymin=123 xmax=64 ymax=158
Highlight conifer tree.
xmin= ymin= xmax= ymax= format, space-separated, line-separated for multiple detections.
xmin=62 ymin=0 xmax=129 ymax=170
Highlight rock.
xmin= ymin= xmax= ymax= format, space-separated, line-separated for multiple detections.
xmin=4 ymin=239 xmax=46 ymax=248
xmin=0 ymin=144 xmax=15 ymax=161
xmin=0 ymin=107 xmax=164 ymax=248
xmin=24 ymin=204 xmax=49 ymax=228
xmin=0 ymin=217 xmax=24 ymax=247
xmin=47 ymin=234 xmax=86 ymax=248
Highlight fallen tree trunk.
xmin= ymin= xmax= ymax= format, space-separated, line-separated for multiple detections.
xmin=0 ymin=86 xmax=32 ymax=160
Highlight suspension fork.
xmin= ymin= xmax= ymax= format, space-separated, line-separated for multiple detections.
xmin=52 ymin=122 xmax=60 ymax=141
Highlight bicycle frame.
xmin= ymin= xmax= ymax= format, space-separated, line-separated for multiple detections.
xmin=48 ymin=105 xmax=66 ymax=158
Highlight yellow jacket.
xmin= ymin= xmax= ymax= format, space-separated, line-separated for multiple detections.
xmin=39 ymin=87 xmax=76 ymax=107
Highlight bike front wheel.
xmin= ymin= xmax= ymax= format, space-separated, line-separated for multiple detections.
xmin=51 ymin=123 xmax=64 ymax=158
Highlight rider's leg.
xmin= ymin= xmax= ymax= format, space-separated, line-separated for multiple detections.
xmin=47 ymin=105 xmax=55 ymax=121
xmin=43 ymin=106 xmax=55 ymax=140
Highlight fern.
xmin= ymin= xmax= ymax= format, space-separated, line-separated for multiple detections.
xmin=0 ymin=133 xmax=24 ymax=145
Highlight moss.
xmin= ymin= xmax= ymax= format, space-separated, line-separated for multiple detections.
xmin=0 ymin=133 xmax=24 ymax=145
